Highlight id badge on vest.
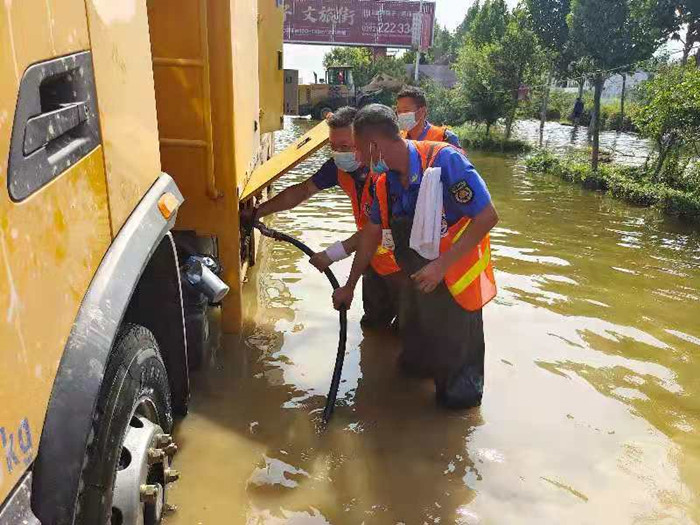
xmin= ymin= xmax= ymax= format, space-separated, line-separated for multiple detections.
xmin=381 ymin=229 xmax=395 ymax=251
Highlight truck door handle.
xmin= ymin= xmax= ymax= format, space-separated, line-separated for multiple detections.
xmin=23 ymin=102 xmax=89 ymax=155
xmin=8 ymin=51 xmax=101 ymax=201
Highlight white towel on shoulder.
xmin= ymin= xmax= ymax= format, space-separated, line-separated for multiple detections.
xmin=410 ymin=167 xmax=443 ymax=260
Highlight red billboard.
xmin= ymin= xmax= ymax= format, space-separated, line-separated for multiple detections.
xmin=283 ymin=0 xmax=436 ymax=49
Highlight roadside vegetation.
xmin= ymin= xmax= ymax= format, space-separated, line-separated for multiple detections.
xmin=526 ymin=150 xmax=700 ymax=219
xmin=455 ymin=124 xmax=531 ymax=153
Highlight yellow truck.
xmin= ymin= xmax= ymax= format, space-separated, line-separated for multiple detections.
xmin=0 ymin=1 xmax=326 ymax=523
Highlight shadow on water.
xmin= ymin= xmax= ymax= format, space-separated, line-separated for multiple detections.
xmin=166 ymin=118 xmax=700 ymax=524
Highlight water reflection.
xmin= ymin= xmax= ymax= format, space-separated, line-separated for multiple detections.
xmin=166 ymin=118 xmax=700 ymax=524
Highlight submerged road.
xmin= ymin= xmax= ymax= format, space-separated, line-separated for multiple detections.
xmin=165 ymin=118 xmax=700 ymax=524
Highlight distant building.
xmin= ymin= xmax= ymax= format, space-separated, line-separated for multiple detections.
xmin=405 ymin=64 xmax=458 ymax=88
xmin=557 ymin=71 xmax=650 ymax=99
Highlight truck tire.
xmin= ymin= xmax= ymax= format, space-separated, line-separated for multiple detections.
xmin=76 ymin=324 xmax=176 ymax=525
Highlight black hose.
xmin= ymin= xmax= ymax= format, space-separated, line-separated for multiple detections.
xmin=254 ymin=221 xmax=347 ymax=424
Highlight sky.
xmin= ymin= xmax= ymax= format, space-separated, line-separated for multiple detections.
xmin=283 ymin=0 xmax=518 ymax=83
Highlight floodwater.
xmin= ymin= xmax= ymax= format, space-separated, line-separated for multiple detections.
xmin=513 ymin=119 xmax=653 ymax=166
xmin=165 ymin=118 xmax=700 ymax=524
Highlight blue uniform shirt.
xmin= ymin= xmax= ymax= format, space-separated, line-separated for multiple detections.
xmin=369 ymin=141 xmax=491 ymax=226
xmin=416 ymin=121 xmax=462 ymax=149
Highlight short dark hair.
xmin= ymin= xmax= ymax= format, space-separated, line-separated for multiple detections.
xmin=397 ymin=85 xmax=427 ymax=108
xmin=353 ymin=104 xmax=401 ymax=140
xmin=327 ymin=106 xmax=357 ymax=129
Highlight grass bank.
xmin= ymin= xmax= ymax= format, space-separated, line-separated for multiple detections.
xmin=454 ymin=124 xmax=531 ymax=153
xmin=526 ymin=150 xmax=700 ymax=220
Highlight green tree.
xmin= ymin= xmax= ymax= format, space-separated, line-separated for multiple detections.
xmin=525 ymin=0 xmax=572 ymax=143
xmin=499 ymin=10 xmax=544 ymax=138
xmin=644 ymin=0 xmax=700 ymax=66
xmin=569 ymin=0 xmax=666 ymax=170
xmin=634 ymin=64 xmax=700 ymax=181
xmin=455 ymin=42 xmax=512 ymax=134
xmin=468 ymin=0 xmax=509 ymax=47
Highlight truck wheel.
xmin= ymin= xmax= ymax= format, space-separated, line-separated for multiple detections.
xmin=76 ymin=324 xmax=178 ymax=525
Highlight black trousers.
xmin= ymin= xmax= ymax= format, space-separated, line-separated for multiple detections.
xmin=391 ymin=216 xmax=486 ymax=409
xmin=361 ymin=265 xmax=399 ymax=328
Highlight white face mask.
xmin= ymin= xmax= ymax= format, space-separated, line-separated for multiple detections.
xmin=332 ymin=150 xmax=360 ymax=172
xmin=397 ymin=112 xmax=418 ymax=132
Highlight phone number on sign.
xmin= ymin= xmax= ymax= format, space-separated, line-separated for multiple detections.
xmin=362 ymin=22 xmax=412 ymax=34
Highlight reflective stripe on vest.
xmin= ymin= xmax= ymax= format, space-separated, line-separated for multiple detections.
xmin=337 ymin=169 xmax=400 ymax=276
xmin=376 ymin=142 xmax=496 ymax=310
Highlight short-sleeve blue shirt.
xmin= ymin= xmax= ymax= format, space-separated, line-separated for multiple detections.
xmin=369 ymin=141 xmax=491 ymax=226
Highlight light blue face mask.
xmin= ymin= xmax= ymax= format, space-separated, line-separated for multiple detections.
xmin=370 ymin=143 xmax=389 ymax=174
xmin=397 ymin=111 xmax=418 ymax=132
xmin=332 ymin=150 xmax=360 ymax=172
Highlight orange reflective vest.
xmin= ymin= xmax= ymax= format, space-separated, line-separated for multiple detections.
xmin=374 ymin=141 xmax=496 ymax=311
xmin=402 ymin=123 xmax=450 ymax=143
xmin=337 ymin=169 xmax=400 ymax=276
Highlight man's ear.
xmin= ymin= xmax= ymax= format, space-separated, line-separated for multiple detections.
xmin=418 ymin=106 xmax=428 ymax=121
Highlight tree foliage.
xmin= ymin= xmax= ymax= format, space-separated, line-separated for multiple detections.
xmin=454 ymin=3 xmax=543 ymax=134
xmin=456 ymin=43 xmax=511 ymax=132
xmin=634 ymin=64 xmax=700 ymax=179
xmin=468 ymin=0 xmax=509 ymax=47
xmin=525 ymin=0 xmax=571 ymax=53
xmin=643 ymin=0 xmax=700 ymax=65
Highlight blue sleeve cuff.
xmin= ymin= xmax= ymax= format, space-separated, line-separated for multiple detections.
xmin=445 ymin=130 xmax=462 ymax=149
xmin=311 ymin=158 xmax=339 ymax=190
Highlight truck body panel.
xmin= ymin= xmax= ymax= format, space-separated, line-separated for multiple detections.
xmin=258 ymin=0 xmax=285 ymax=134
xmin=0 ymin=0 xmax=113 ymax=504
xmin=84 ymin=0 xmax=163 ymax=232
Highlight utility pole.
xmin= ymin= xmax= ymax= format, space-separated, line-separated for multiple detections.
xmin=414 ymin=0 xmax=423 ymax=83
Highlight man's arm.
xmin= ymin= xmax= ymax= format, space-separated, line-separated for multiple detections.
xmin=412 ymin=203 xmax=498 ymax=293
xmin=255 ymin=178 xmax=320 ymax=219
xmin=332 ymin=223 xmax=382 ymax=310
xmin=309 ymin=230 xmax=361 ymax=272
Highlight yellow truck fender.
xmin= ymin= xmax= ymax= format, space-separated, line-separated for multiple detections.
xmin=30 ymin=174 xmax=187 ymax=525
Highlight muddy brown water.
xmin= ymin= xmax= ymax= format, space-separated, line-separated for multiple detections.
xmin=165 ymin=118 xmax=700 ymax=524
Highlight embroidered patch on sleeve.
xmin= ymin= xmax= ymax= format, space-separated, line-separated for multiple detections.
xmin=450 ymin=180 xmax=473 ymax=204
